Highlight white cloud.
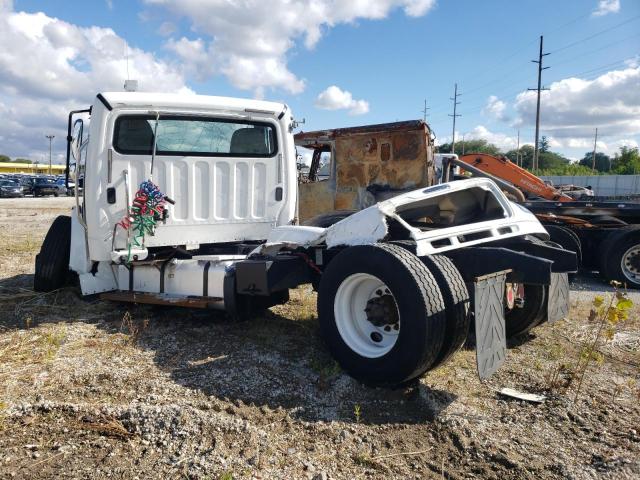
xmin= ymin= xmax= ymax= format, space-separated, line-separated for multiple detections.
xmin=592 ymin=0 xmax=620 ymax=17
xmin=165 ymin=37 xmax=214 ymax=80
xmin=0 ymin=5 xmax=191 ymax=160
xmin=315 ymin=85 xmax=370 ymax=115
xmin=482 ymin=95 xmax=508 ymax=121
xmin=601 ymin=138 xmax=639 ymax=155
xmin=464 ymin=126 xmax=523 ymax=151
xmin=513 ymin=66 xmax=640 ymax=139
xmin=146 ymin=0 xmax=436 ymax=95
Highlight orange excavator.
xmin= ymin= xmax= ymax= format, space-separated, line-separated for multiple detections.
xmin=457 ymin=153 xmax=574 ymax=202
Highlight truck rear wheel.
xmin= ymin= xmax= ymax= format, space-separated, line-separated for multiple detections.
xmin=505 ymin=284 xmax=546 ymax=337
xmin=420 ymin=255 xmax=470 ymax=367
xmin=34 ymin=215 xmax=71 ymax=292
xmin=318 ymin=244 xmax=446 ymax=387
xmin=599 ymin=226 xmax=640 ymax=288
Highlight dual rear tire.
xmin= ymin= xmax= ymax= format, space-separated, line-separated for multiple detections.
xmin=317 ymin=244 xmax=470 ymax=386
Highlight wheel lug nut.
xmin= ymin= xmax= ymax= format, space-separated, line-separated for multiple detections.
xmin=370 ymin=332 xmax=383 ymax=343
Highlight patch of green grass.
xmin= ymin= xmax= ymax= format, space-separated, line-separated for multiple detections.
xmin=219 ymin=472 xmax=234 ymax=480
xmin=308 ymin=355 xmax=341 ymax=379
xmin=43 ymin=326 xmax=67 ymax=360
xmin=354 ymin=403 xmax=362 ymax=423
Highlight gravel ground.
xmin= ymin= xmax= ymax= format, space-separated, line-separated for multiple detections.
xmin=0 ymin=197 xmax=639 ymax=480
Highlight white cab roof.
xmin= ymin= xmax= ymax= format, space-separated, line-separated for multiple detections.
xmin=100 ymin=92 xmax=286 ymax=115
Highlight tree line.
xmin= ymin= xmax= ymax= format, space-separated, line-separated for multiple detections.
xmin=0 ymin=155 xmax=33 ymax=164
xmin=436 ymin=137 xmax=640 ymax=176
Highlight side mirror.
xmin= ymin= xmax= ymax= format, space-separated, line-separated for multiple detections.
xmin=71 ymin=119 xmax=84 ymax=162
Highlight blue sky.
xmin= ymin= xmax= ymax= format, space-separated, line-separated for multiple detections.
xmin=1 ymin=0 xmax=639 ymax=162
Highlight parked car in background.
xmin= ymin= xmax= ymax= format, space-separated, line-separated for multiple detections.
xmin=33 ymin=177 xmax=64 ymax=197
xmin=0 ymin=179 xmax=25 ymax=198
xmin=19 ymin=177 xmax=36 ymax=195
xmin=55 ymin=178 xmax=72 ymax=196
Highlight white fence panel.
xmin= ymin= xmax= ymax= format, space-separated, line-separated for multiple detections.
xmin=540 ymin=175 xmax=640 ymax=196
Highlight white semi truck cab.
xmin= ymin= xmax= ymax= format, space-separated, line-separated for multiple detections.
xmin=34 ymin=92 xmax=576 ymax=386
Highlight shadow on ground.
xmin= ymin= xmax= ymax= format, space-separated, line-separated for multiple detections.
xmin=0 ymin=273 xmax=457 ymax=425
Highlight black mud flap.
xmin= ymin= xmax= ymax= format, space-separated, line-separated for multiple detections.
xmin=546 ymin=272 xmax=570 ymax=323
xmin=474 ymin=271 xmax=508 ymax=380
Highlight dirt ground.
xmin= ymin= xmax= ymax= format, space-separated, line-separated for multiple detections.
xmin=0 ymin=197 xmax=639 ymax=480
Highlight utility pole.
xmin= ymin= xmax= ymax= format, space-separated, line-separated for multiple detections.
xmin=421 ymin=99 xmax=430 ymax=122
xmin=528 ymin=35 xmax=549 ymax=172
xmin=45 ymin=135 xmax=55 ymax=175
xmin=591 ymin=127 xmax=598 ymax=172
xmin=516 ymin=129 xmax=521 ymax=167
xmin=449 ymin=83 xmax=461 ymax=154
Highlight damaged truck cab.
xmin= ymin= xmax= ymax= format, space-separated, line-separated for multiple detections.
xmin=295 ymin=120 xmax=437 ymax=221
xmin=34 ymin=92 xmax=575 ymax=387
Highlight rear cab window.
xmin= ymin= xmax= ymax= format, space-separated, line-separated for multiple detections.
xmin=113 ymin=116 xmax=278 ymax=157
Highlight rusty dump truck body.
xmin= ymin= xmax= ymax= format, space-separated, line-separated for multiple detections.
xmin=295 ymin=120 xmax=437 ymax=222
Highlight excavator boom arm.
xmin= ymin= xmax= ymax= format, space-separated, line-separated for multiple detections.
xmin=458 ymin=153 xmax=573 ymax=202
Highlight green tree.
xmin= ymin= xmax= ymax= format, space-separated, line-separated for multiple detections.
xmin=436 ymin=139 xmax=501 ymax=156
xmin=611 ymin=146 xmax=640 ymax=174
xmin=539 ymin=163 xmax=597 ymax=176
xmin=505 ymin=144 xmax=570 ymax=172
xmin=13 ymin=158 xmax=32 ymax=164
xmin=538 ymin=151 xmax=569 ymax=171
xmin=505 ymin=145 xmax=534 ymax=169
xmin=0 ymin=154 xmax=10 ymax=163
xmin=579 ymin=152 xmax=611 ymax=173
xmin=539 ymin=136 xmax=550 ymax=153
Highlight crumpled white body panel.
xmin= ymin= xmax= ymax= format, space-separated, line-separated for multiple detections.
xmin=259 ymin=178 xmax=548 ymax=255
xmin=324 ymin=207 xmax=388 ymax=248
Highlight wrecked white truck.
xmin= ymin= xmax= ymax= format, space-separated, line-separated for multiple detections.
xmin=34 ymin=92 xmax=576 ymax=386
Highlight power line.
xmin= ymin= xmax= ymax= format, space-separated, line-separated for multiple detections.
xmin=549 ymin=14 xmax=640 ymax=54
xmin=454 ymin=55 xmax=637 ymax=117
xmin=547 ymin=32 xmax=640 ymax=67
xmin=425 ymin=8 xmax=601 ymax=111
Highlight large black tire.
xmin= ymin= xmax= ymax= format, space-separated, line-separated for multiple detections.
xmin=303 ymin=210 xmax=356 ymax=228
xmin=598 ymin=226 xmax=640 ymax=289
xmin=544 ymin=225 xmax=582 ymax=263
xmin=420 ymin=255 xmax=470 ymax=367
xmin=318 ymin=243 xmax=446 ymax=387
xmin=505 ymin=284 xmax=546 ymax=338
xmin=34 ymin=216 xmax=71 ymax=292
